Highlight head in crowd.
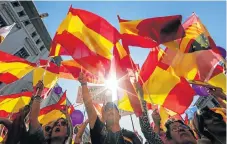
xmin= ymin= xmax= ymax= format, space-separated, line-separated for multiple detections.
xmin=165 ymin=119 xmax=196 ymax=144
xmin=43 ymin=121 xmax=54 ymax=139
xmin=5 ymin=105 xmax=31 ymax=144
xmin=103 ymin=102 xmax=121 ymax=127
xmin=48 ymin=118 xmax=70 ymax=143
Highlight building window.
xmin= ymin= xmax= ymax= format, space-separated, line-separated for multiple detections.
xmin=21 ymin=88 xmax=28 ymax=92
xmin=23 ymin=20 xmax=30 ymax=26
xmin=14 ymin=47 xmax=29 ymax=59
xmin=31 ymin=32 xmax=37 ymax=38
xmin=0 ymin=15 xmax=7 ymax=28
xmin=211 ymin=98 xmax=219 ymax=106
xmin=11 ymin=1 xmax=20 ymax=7
xmin=36 ymin=39 xmax=41 ymax=45
xmin=17 ymin=11 xmax=25 ymax=17
xmin=40 ymin=45 xmax=45 ymax=51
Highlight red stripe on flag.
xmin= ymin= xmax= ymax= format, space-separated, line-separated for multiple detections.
xmin=69 ymin=8 xmax=120 ymax=44
xmin=0 ymin=72 xmax=19 ymax=84
xmin=163 ymin=78 xmax=195 ymax=114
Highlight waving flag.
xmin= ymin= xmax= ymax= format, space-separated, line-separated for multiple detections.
xmin=139 ymin=47 xmax=195 ymax=114
xmin=0 ymin=23 xmax=15 ymax=44
xmin=113 ymin=42 xmax=142 ymax=116
xmin=0 ymin=92 xmax=33 ymax=117
xmin=0 ymin=51 xmax=36 ymax=84
xmin=60 ymin=60 xmax=104 ymax=84
xmin=33 ymin=60 xmax=59 ymax=98
xmin=50 ymin=7 xmax=120 ymax=78
xmin=38 ymin=91 xmax=70 ymax=125
xmin=118 ymin=15 xmax=185 ymax=48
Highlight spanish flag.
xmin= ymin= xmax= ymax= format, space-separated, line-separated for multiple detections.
xmin=207 ymin=65 xmax=226 ymax=93
xmin=39 ymin=91 xmax=68 ymax=125
xmin=139 ymin=47 xmax=195 ymax=114
xmin=50 ymin=7 xmax=120 ymax=78
xmin=60 ymin=60 xmax=105 ymax=84
xmin=33 ymin=60 xmax=59 ymax=98
xmin=0 ymin=92 xmax=33 ymax=117
xmin=118 ymin=15 xmax=185 ymax=48
xmin=0 ymin=23 xmax=15 ymax=44
xmin=0 ymin=51 xmax=36 ymax=84
xmin=113 ymin=42 xmax=143 ymax=116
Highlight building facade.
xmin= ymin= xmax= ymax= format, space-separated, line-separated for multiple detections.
xmin=0 ymin=1 xmax=70 ymax=107
xmin=194 ymin=95 xmax=220 ymax=110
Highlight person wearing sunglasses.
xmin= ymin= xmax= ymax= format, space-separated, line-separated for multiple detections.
xmin=78 ymin=72 xmax=141 ymax=144
xmin=43 ymin=121 xmax=54 ymax=140
xmin=165 ymin=119 xmax=197 ymax=144
xmin=47 ymin=105 xmax=73 ymax=144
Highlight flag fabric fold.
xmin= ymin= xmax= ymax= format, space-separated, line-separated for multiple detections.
xmin=38 ymin=91 xmax=73 ymax=125
xmin=139 ymin=47 xmax=195 ymax=114
xmin=50 ymin=7 xmax=120 ymax=79
xmin=0 ymin=23 xmax=15 ymax=44
xmin=0 ymin=92 xmax=33 ymax=117
xmin=118 ymin=15 xmax=185 ymax=48
xmin=0 ymin=51 xmax=36 ymax=84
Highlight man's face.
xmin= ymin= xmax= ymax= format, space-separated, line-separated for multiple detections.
xmin=169 ymin=122 xmax=196 ymax=144
xmin=51 ymin=119 xmax=68 ymax=138
xmin=104 ymin=107 xmax=120 ymax=126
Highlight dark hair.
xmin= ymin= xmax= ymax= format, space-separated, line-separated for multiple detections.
xmin=5 ymin=105 xmax=30 ymax=144
xmin=47 ymin=118 xmax=69 ymax=144
xmin=165 ymin=119 xmax=195 ymax=140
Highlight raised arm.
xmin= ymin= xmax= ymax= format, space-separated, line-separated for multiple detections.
xmin=78 ymin=73 xmax=97 ymax=129
xmin=135 ymin=82 xmax=163 ymax=144
xmin=29 ymin=80 xmax=44 ymax=132
xmin=61 ymin=106 xmax=73 ymax=144
xmin=74 ymin=119 xmax=89 ymax=143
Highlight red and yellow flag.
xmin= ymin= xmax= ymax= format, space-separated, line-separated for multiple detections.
xmin=50 ymin=7 xmax=120 ymax=78
xmin=60 ymin=60 xmax=104 ymax=84
xmin=113 ymin=42 xmax=142 ymax=116
xmin=0 ymin=51 xmax=36 ymax=84
xmin=0 ymin=92 xmax=33 ymax=117
xmin=139 ymin=47 xmax=195 ymax=114
xmin=38 ymin=91 xmax=70 ymax=125
xmin=118 ymin=15 xmax=185 ymax=48
xmin=33 ymin=60 xmax=59 ymax=98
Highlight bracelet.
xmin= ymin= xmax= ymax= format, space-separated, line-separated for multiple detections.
xmin=34 ymin=95 xmax=42 ymax=101
xmin=81 ymin=82 xmax=87 ymax=86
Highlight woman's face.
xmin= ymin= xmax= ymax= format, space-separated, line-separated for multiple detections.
xmin=51 ymin=119 xmax=68 ymax=139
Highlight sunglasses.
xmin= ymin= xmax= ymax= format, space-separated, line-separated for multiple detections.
xmin=171 ymin=125 xmax=190 ymax=132
xmin=54 ymin=120 xmax=68 ymax=127
xmin=45 ymin=126 xmax=51 ymax=132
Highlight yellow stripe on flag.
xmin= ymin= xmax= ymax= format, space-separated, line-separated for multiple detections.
xmin=208 ymin=73 xmax=226 ymax=93
xmin=143 ymin=67 xmax=180 ymax=105
xmin=38 ymin=110 xmax=65 ymax=125
xmin=0 ymin=62 xmax=34 ymax=78
xmin=33 ymin=67 xmax=58 ymax=89
xmin=118 ymin=92 xmax=134 ymax=112
xmin=56 ymin=12 xmax=113 ymax=60
xmin=119 ymin=20 xmax=142 ymax=35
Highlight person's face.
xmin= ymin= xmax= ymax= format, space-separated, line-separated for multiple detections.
xmin=43 ymin=121 xmax=54 ymax=139
xmin=104 ymin=107 xmax=120 ymax=126
xmin=169 ymin=122 xmax=196 ymax=144
xmin=51 ymin=119 xmax=68 ymax=138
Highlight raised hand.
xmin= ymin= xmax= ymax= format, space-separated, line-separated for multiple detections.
xmin=35 ymin=80 xmax=44 ymax=96
xmin=78 ymin=72 xmax=87 ymax=85
xmin=152 ymin=109 xmax=161 ymax=126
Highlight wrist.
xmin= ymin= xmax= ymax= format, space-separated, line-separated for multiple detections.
xmin=81 ymin=82 xmax=87 ymax=86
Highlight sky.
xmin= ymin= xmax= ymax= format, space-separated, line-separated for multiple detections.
xmin=34 ymin=1 xmax=226 ymax=142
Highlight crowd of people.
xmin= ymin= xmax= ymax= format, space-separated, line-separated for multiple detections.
xmin=0 ymin=72 xmax=226 ymax=144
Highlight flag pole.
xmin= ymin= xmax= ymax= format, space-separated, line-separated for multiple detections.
xmin=130 ymin=114 xmax=135 ymax=132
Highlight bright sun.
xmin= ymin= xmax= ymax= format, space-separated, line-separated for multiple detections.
xmin=105 ymin=77 xmax=118 ymax=102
